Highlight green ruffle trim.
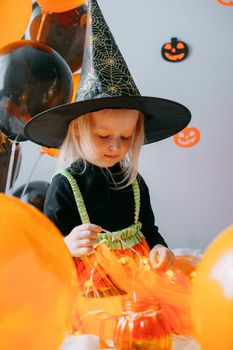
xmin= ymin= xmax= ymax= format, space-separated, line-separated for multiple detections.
xmin=59 ymin=170 xmax=90 ymax=224
xmin=96 ymin=222 xmax=145 ymax=250
xmin=132 ymin=179 xmax=140 ymax=223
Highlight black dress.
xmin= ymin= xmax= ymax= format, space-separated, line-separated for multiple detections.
xmin=44 ymin=162 xmax=167 ymax=249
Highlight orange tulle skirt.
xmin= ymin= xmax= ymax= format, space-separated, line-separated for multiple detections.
xmin=72 ymin=239 xmax=196 ymax=338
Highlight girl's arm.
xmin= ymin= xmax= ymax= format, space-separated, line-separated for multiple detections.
xmin=43 ymin=173 xmax=80 ymax=236
xmin=138 ymin=174 xmax=168 ymax=249
xmin=138 ymin=175 xmax=175 ymax=270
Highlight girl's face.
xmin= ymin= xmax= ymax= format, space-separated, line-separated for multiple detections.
xmin=85 ymin=109 xmax=139 ymax=168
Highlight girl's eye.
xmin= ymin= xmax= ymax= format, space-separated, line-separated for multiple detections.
xmin=98 ymin=134 xmax=109 ymax=139
xmin=121 ymin=135 xmax=132 ymax=140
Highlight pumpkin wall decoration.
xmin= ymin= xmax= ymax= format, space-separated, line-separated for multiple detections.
xmin=161 ymin=37 xmax=189 ymax=62
xmin=216 ymin=0 xmax=233 ymax=6
xmin=173 ymin=126 xmax=200 ymax=148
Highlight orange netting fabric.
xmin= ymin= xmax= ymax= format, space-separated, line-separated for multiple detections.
xmin=72 ymin=242 xmax=197 ymax=337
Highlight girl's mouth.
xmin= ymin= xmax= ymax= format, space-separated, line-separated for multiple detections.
xmin=104 ymin=154 xmax=118 ymax=158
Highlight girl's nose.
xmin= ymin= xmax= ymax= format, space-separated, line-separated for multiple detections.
xmin=109 ymin=137 xmax=121 ymax=150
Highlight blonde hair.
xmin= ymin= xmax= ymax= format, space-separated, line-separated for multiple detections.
xmin=58 ymin=110 xmax=144 ymax=187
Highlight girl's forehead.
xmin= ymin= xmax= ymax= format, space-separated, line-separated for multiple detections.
xmin=89 ymin=109 xmax=139 ymax=128
xmin=90 ymin=109 xmax=139 ymax=122
xmin=91 ymin=108 xmax=139 ymax=118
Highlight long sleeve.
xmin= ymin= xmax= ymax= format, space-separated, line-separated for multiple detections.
xmin=138 ymin=175 xmax=168 ymax=249
xmin=44 ymin=174 xmax=82 ymax=236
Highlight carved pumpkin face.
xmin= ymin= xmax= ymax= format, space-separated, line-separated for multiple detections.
xmin=173 ymin=127 xmax=200 ymax=148
xmin=216 ymin=0 xmax=233 ymax=5
xmin=161 ymin=37 xmax=189 ymax=62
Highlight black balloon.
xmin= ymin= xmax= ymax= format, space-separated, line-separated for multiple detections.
xmin=0 ymin=40 xmax=73 ymax=141
xmin=13 ymin=180 xmax=50 ymax=212
xmin=25 ymin=3 xmax=87 ymax=72
xmin=0 ymin=132 xmax=21 ymax=192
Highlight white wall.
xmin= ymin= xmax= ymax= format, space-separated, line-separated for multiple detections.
xmin=15 ymin=0 xmax=233 ymax=250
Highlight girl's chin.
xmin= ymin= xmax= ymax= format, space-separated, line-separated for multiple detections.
xmin=85 ymin=155 xmax=122 ymax=168
xmin=94 ymin=157 xmax=119 ymax=168
xmin=101 ymin=159 xmax=118 ymax=167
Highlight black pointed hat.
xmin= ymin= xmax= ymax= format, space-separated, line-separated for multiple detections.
xmin=24 ymin=0 xmax=191 ymax=148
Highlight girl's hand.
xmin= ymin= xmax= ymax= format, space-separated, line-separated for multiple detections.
xmin=149 ymin=244 xmax=176 ymax=271
xmin=64 ymin=223 xmax=102 ymax=257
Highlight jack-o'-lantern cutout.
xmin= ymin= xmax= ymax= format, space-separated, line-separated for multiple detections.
xmin=173 ymin=126 xmax=200 ymax=148
xmin=216 ymin=0 xmax=233 ymax=6
xmin=161 ymin=37 xmax=189 ymax=62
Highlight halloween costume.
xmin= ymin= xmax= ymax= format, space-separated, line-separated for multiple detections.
xmin=24 ymin=0 xmax=193 ymax=341
xmin=44 ymin=161 xmax=162 ymax=334
xmin=44 ymin=161 xmax=193 ymax=337
xmin=44 ymin=161 xmax=165 ymax=297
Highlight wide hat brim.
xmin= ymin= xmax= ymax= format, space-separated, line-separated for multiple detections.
xmin=24 ymin=95 xmax=191 ymax=148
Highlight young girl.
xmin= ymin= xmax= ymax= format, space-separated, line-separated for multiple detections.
xmin=44 ymin=108 xmax=175 ymax=271
xmin=43 ymin=107 xmax=189 ymax=338
xmin=24 ymin=0 xmax=192 ymax=344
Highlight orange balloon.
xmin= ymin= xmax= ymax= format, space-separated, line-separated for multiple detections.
xmin=71 ymin=73 xmax=81 ymax=102
xmin=191 ymin=225 xmax=233 ymax=350
xmin=37 ymin=0 xmax=86 ymax=13
xmin=0 ymin=0 xmax=32 ymax=48
xmin=0 ymin=194 xmax=78 ymax=350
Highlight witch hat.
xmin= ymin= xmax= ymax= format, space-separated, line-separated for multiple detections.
xmin=24 ymin=0 xmax=191 ymax=148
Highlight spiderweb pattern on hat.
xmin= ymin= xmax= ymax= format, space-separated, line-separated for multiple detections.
xmin=76 ymin=0 xmax=140 ymax=101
